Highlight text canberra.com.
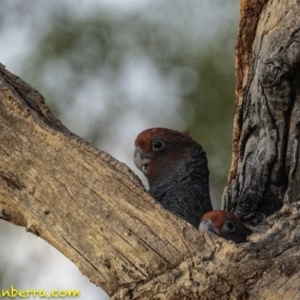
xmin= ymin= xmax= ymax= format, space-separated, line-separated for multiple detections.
xmin=0 ymin=285 xmax=80 ymax=298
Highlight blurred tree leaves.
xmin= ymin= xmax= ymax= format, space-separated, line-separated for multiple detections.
xmin=2 ymin=0 xmax=238 ymax=205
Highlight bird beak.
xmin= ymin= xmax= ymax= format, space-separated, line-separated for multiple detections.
xmin=199 ymin=219 xmax=219 ymax=236
xmin=134 ymin=147 xmax=151 ymax=175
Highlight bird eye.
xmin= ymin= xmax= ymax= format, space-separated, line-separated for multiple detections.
xmin=152 ymin=140 xmax=165 ymax=151
xmin=225 ymin=221 xmax=235 ymax=231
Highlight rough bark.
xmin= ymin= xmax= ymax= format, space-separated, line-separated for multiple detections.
xmin=1 ymin=0 xmax=300 ymax=299
xmin=223 ymin=0 xmax=300 ymax=224
xmin=115 ymin=202 xmax=300 ymax=300
xmin=0 ymin=63 xmax=205 ymax=296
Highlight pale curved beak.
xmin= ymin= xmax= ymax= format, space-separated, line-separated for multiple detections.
xmin=133 ymin=147 xmax=151 ymax=174
xmin=199 ymin=219 xmax=219 ymax=235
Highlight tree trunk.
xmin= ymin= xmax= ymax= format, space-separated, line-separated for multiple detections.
xmin=223 ymin=0 xmax=300 ymax=224
xmin=1 ymin=1 xmax=300 ymax=299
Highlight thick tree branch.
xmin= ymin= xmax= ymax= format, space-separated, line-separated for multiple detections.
xmin=0 ymin=63 xmax=204 ymax=295
xmin=113 ymin=201 xmax=300 ymax=299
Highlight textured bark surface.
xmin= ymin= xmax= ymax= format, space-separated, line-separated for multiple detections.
xmin=0 ymin=63 xmax=204 ymax=296
xmin=224 ymin=0 xmax=300 ymax=223
xmin=114 ymin=202 xmax=300 ymax=300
